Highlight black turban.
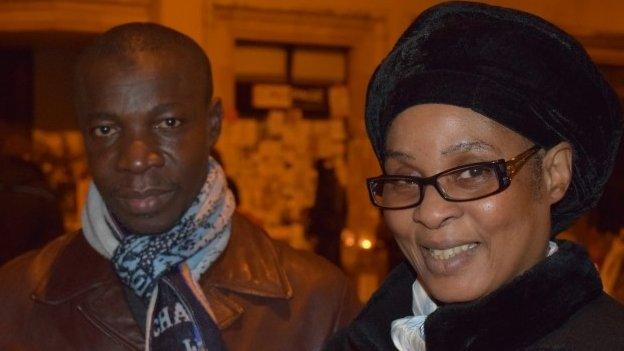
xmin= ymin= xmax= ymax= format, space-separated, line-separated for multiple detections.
xmin=366 ymin=1 xmax=623 ymax=234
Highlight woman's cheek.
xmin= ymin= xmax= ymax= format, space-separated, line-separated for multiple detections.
xmin=383 ymin=210 xmax=412 ymax=236
xmin=395 ymin=236 xmax=422 ymax=265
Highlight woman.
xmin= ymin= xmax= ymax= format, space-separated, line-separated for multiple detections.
xmin=326 ymin=2 xmax=624 ymax=350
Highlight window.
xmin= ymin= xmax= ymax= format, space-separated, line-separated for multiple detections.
xmin=234 ymin=41 xmax=347 ymax=119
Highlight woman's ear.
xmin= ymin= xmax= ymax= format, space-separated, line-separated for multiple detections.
xmin=542 ymin=142 xmax=573 ymax=205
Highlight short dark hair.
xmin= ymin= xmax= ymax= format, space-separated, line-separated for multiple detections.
xmin=74 ymin=22 xmax=213 ymax=101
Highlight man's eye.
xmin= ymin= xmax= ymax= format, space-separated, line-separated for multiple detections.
xmin=156 ymin=118 xmax=182 ymax=129
xmin=92 ymin=125 xmax=118 ymax=137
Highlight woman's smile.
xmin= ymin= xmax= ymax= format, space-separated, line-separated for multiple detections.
xmin=421 ymin=242 xmax=479 ymax=275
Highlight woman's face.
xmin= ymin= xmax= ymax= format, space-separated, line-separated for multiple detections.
xmin=383 ymin=104 xmax=552 ymax=303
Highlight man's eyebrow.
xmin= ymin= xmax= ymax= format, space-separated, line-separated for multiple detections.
xmin=86 ymin=112 xmax=117 ymax=121
xmin=150 ymin=102 xmax=181 ymax=115
xmin=441 ymin=140 xmax=498 ymax=155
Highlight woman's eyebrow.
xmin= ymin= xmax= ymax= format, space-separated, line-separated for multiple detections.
xmin=385 ymin=141 xmax=498 ymax=160
xmin=384 ymin=149 xmax=415 ymax=160
xmin=441 ymin=140 xmax=497 ymax=155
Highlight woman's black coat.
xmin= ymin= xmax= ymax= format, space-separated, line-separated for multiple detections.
xmin=325 ymin=241 xmax=624 ymax=350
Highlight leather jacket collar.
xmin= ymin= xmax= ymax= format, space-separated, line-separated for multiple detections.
xmin=30 ymin=213 xmax=293 ymax=347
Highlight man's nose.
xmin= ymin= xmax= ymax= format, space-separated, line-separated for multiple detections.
xmin=412 ymin=184 xmax=461 ymax=229
xmin=117 ymin=138 xmax=165 ymax=174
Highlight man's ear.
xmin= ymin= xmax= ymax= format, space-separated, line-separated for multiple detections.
xmin=542 ymin=142 xmax=573 ymax=205
xmin=206 ymin=98 xmax=223 ymax=150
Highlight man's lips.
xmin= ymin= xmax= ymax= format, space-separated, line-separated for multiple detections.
xmin=114 ymin=188 xmax=175 ymax=215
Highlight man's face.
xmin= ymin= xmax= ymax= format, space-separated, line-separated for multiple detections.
xmin=76 ymin=51 xmax=218 ymax=234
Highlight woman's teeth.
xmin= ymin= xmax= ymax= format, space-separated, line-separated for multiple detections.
xmin=428 ymin=243 xmax=477 ymax=260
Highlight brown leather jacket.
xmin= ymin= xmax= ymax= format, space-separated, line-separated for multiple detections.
xmin=0 ymin=213 xmax=360 ymax=350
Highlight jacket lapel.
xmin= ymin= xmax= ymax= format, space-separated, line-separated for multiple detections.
xmin=31 ymin=213 xmax=292 ymax=348
xmin=198 ymin=213 xmax=293 ymax=328
xmin=31 ymin=230 xmax=144 ymax=350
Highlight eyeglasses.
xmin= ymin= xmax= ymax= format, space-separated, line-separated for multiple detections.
xmin=367 ymin=146 xmax=541 ymax=210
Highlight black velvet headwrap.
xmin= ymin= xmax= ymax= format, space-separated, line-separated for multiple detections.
xmin=366 ymin=1 xmax=623 ymax=234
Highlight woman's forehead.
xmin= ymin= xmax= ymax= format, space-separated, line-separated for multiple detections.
xmin=384 ymin=104 xmax=527 ymax=157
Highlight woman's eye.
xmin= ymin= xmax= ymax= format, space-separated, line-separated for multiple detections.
xmin=388 ymin=179 xmax=417 ymax=191
xmin=456 ymin=167 xmax=495 ymax=184
xmin=458 ymin=167 xmax=485 ymax=179
xmin=156 ymin=118 xmax=182 ymax=129
xmin=92 ymin=125 xmax=118 ymax=137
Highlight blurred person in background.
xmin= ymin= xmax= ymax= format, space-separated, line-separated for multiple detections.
xmin=595 ymin=141 xmax=624 ymax=303
xmin=0 ymin=121 xmax=63 ymax=265
xmin=306 ymin=158 xmax=347 ymax=265
xmin=326 ymin=2 xmax=624 ymax=350
xmin=0 ymin=22 xmax=358 ymax=351
xmin=601 ymin=221 xmax=624 ymax=303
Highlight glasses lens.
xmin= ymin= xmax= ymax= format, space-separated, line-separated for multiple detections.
xmin=437 ymin=164 xmax=501 ymax=200
xmin=370 ymin=178 xmax=421 ymax=209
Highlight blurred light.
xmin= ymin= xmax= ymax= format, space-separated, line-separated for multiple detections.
xmin=359 ymin=239 xmax=373 ymax=250
xmin=342 ymin=229 xmax=356 ymax=247
xmin=344 ymin=236 xmax=356 ymax=247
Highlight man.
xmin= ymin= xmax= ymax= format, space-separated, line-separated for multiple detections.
xmin=0 ymin=23 xmax=359 ymax=351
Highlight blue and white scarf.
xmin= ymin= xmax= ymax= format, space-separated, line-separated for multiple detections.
xmin=82 ymin=157 xmax=235 ymax=351
xmin=391 ymin=241 xmax=559 ymax=351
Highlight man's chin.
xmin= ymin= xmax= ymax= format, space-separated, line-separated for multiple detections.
xmin=113 ymin=212 xmax=179 ymax=235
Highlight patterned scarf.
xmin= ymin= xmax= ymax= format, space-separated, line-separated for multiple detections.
xmin=391 ymin=241 xmax=559 ymax=351
xmin=82 ymin=157 xmax=235 ymax=351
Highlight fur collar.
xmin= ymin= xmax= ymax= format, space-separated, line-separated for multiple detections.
xmin=424 ymin=240 xmax=603 ymax=350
